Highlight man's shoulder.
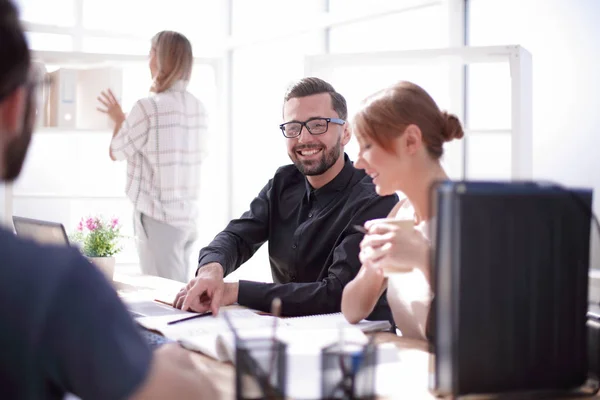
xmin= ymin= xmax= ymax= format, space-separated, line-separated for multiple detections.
xmin=0 ymin=228 xmax=90 ymax=342
xmin=0 ymin=227 xmax=83 ymax=281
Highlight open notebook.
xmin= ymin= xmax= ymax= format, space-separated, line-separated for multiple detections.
xmin=284 ymin=312 xmax=391 ymax=333
xmin=137 ymin=309 xmax=391 ymax=362
xmin=137 ymin=310 xmax=394 ymax=399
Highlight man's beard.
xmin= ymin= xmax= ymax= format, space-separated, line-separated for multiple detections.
xmin=4 ymin=92 xmax=34 ymax=182
xmin=290 ymin=135 xmax=342 ymax=176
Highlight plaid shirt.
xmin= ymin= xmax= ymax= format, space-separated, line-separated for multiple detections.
xmin=110 ymin=80 xmax=206 ymax=231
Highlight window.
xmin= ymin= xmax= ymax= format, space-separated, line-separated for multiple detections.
xmin=26 ymin=32 xmax=73 ymax=52
xmin=306 ymin=46 xmax=532 ymax=181
xmin=329 ymin=4 xmax=446 ymax=53
xmin=16 ymin=0 xmax=75 ymax=26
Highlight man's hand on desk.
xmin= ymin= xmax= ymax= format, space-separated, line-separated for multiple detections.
xmin=173 ymin=263 xmax=238 ymax=315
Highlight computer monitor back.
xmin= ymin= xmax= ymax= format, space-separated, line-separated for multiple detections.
xmin=431 ymin=181 xmax=592 ymax=397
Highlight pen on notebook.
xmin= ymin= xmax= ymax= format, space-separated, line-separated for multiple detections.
xmin=167 ymin=311 xmax=212 ymax=325
xmin=353 ymin=224 xmax=368 ymax=234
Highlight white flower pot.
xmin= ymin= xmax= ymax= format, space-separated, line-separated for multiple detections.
xmin=87 ymin=256 xmax=116 ymax=281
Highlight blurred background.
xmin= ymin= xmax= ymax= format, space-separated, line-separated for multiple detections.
xmin=1 ymin=0 xmax=599 ymax=285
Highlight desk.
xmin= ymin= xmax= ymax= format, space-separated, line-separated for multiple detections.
xmin=113 ymin=273 xmax=596 ymax=400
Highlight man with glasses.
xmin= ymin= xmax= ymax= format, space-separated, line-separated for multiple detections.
xmin=0 ymin=1 xmax=215 ymax=398
xmin=175 ymin=77 xmax=398 ymax=319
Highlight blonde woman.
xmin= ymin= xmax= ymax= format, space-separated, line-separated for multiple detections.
xmin=341 ymin=81 xmax=464 ymax=340
xmin=97 ymin=31 xmax=206 ymax=282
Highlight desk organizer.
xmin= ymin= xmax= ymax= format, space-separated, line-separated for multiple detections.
xmin=321 ymin=339 xmax=377 ymax=400
xmin=235 ymin=337 xmax=287 ymax=400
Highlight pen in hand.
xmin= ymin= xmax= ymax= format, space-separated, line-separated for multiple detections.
xmin=167 ymin=311 xmax=213 ymax=325
xmin=154 ymin=298 xmax=174 ymax=307
xmin=353 ymin=224 xmax=368 ymax=234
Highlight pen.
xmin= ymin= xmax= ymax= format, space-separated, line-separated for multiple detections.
xmin=153 ymin=298 xmax=174 ymax=307
xmin=353 ymin=224 xmax=368 ymax=234
xmin=167 ymin=311 xmax=212 ymax=325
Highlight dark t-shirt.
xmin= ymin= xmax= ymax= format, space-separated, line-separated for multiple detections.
xmin=0 ymin=227 xmax=152 ymax=399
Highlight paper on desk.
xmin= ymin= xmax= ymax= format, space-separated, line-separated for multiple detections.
xmin=137 ymin=309 xmax=279 ymax=361
xmin=282 ymin=312 xmax=392 ymax=333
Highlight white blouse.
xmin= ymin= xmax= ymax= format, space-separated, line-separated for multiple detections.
xmin=110 ymin=80 xmax=207 ymax=231
xmin=386 ymin=199 xmax=434 ymax=340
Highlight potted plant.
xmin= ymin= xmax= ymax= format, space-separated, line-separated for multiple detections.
xmin=70 ymin=216 xmax=122 ymax=281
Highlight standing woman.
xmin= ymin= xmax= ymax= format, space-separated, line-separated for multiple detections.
xmin=97 ymin=31 xmax=206 ymax=282
xmin=341 ymin=81 xmax=464 ymax=340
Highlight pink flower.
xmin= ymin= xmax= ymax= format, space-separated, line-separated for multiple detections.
xmin=111 ymin=217 xmax=119 ymax=229
xmin=86 ymin=217 xmax=97 ymax=231
xmin=77 ymin=219 xmax=84 ymax=231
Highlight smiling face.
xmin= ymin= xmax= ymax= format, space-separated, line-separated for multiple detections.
xmin=354 ymin=131 xmax=405 ymax=196
xmin=283 ymin=93 xmax=350 ymax=181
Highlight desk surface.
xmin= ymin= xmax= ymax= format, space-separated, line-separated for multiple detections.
xmin=114 ymin=273 xmax=597 ymax=400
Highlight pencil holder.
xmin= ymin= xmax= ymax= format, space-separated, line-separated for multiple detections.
xmin=321 ymin=339 xmax=377 ymax=400
xmin=235 ymin=337 xmax=287 ymax=400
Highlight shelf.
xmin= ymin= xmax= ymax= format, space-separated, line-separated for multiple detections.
xmin=12 ymin=193 xmax=128 ymax=200
xmin=35 ymin=127 xmax=112 ymax=135
xmin=33 ymin=50 xmax=220 ymax=69
xmin=306 ymin=45 xmax=525 ymax=70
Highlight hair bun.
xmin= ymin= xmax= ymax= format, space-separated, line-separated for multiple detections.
xmin=441 ymin=111 xmax=464 ymax=142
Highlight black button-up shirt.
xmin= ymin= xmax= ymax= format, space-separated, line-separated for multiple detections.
xmin=197 ymin=154 xmax=398 ymax=318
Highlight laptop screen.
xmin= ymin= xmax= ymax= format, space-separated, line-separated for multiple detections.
xmin=12 ymin=216 xmax=69 ymax=246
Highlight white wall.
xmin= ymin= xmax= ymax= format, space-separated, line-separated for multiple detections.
xmin=470 ymin=0 xmax=600 ymax=272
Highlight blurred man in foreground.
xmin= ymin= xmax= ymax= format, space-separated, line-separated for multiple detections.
xmin=0 ymin=1 xmax=215 ymax=398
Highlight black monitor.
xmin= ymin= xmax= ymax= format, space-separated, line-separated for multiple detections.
xmin=431 ymin=181 xmax=593 ymax=397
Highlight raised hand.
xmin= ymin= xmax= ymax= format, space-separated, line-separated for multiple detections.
xmin=97 ymin=89 xmax=125 ymax=126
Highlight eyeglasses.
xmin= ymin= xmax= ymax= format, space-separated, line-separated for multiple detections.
xmin=279 ymin=117 xmax=345 ymax=138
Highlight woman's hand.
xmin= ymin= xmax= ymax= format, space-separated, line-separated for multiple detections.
xmin=341 ymin=261 xmax=387 ymax=324
xmin=97 ymin=89 xmax=125 ymax=127
xmin=359 ymin=218 xmax=430 ymax=276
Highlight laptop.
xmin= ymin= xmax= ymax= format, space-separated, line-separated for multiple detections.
xmin=12 ymin=216 xmax=70 ymax=246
